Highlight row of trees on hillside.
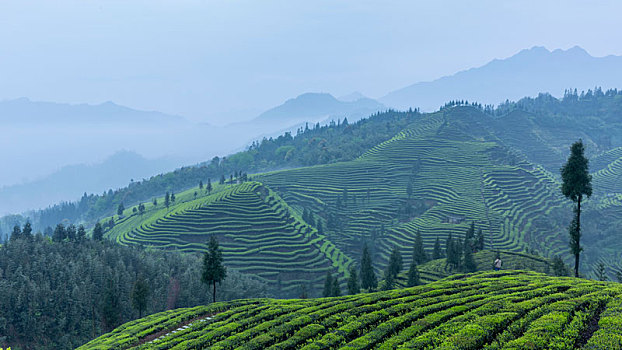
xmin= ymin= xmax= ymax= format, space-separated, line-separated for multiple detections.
xmin=0 ymin=226 xmax=260 ymax=350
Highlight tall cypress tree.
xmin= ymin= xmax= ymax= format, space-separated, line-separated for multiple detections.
xmin=406 ymin=260 xmax=421 ymax=287
xmin=360 ymin=243 xmax=377 ymax=291
xmin=323 ymin=271 xmax=333 ymax=297
xmin=388 ymin=246 xmax=403 ymax=278
xmin=347 ymin=265 xmax=360 ymax=295
xmin=433 ymin=236 xmax=443 ymax=259
xmin=561 ymin=140 xmax=592 ymax=277
xmin=412 ymin=230 xmax=428 ymax=264
xmin=382 ymin=266 xmax=395 ymax=291
xmin=462 ymin=238 xmax=477 ymax=272
xmin=201 ymin=235 xmax=227 ymax=302
xmin=445 ymin=233 xmax=453 ymax=264
xmin=131 ymin=276 xmax=150 ymax=318
xmin=475 ymin=229 xmax=485 ymax=251
xmin=332 ymin=278 xmax=341 ymax=297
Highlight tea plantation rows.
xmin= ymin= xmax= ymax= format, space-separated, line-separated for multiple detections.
xmin=79 ymin=271 xmax=622 ymax=349
xmin=101 ymin=106 xmax=622 ymax=284
xmin=106 ymin=182 xmax=352 ymax=295
xmin=256 ymin=110 xmax=569 ymax=269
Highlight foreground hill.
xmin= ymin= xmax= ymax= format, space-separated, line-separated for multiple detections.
xmin=79 ymin=271 xmax=622 ymax=349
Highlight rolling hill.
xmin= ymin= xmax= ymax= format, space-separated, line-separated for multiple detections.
xmin=105 ymin=181 xmax=352 ymax=296
xmin=79 ymin=271 xmax=622 ymax=349
xmin=380 ymin=46 xmax=622 ymax=111
xmin=97 ymin=93 xmax=622 ymax=291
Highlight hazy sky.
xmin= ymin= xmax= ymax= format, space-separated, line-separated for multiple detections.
xmin=2 ymin=0 xmax=622 ymax=124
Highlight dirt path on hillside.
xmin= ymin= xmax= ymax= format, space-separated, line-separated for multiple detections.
xmin=137 ymin=312 xmax=218 ymax=346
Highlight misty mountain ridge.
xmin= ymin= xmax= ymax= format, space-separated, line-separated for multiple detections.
xmin=381 ymin=45 xmax=622 ymax=111
xmin=252 ymin=92 xmax=385 ymax=125
xmin=0 ymin=97 xmax=188 ymax=125
xmin=0 ymin=150 xmax=183 ymax=215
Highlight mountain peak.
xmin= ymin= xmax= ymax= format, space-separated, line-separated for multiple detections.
xmin=381 ymin=45 xmax=620 ymax=111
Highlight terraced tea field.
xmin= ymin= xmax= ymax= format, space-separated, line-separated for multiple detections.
xmin=79 ymin=271 xmax=622 ymax=350
xmin=106 ymin=182 xmax=352 ymax=295
xmin=102 ymin=106 xmax=622 ymax=285
xmin=256 ymin=109 xmax=570 ymax=270
xmin=412 ymin=250 xmax=553 ymax=284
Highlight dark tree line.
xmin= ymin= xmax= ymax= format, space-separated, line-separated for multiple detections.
xmin=0 ymin=231 xmax=265 ymax=350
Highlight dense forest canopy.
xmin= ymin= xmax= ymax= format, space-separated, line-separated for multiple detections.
xmin=0 ymin=232 xmax=265 ymax=349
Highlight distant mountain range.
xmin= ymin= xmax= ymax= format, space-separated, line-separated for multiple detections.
xmin=0 ymin=97 xmax=188 ymax=126
xmin=228 ymin=92 xmax=386 ymax=149
xmin=0 ymin=151 xmax=182 ymax=215
xmin=380 ymin=46 xmax=622 ymax=111
xmin=4 ymin=45 xmax=622 ymax=215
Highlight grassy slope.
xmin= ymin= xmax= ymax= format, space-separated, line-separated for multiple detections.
xmin=79 ymin=271 xmax=622 ymax=350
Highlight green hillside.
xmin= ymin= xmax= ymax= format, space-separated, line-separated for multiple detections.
xmin=256 ymin=108 xmax=567 ymax=269
xmin=411 ymin=250 xmax=553 ymax=284
xmin=100 ymin=103 xmax=622 ymax=287
xmin=79 ymin=271 xmax=622 ymax=350
xmin=105 ymin=182 xmax=352 ymax=296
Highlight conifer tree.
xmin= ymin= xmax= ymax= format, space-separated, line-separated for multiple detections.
xmin=171 ymin=192 xmax=176 ymax=202
xmin=53 ymin=224 xmax=66 ymax=242
xmin=117 ymin=203 xmax=125 ymax=216
xmin=561 ymin=140 xmax=592 ymax=277
xmin=66 ymin=224 xmax=77 ymax=241
xmin=475 ymin=228 xmax=485 ymax=251
xmin=388 ymin=246 xmax=403 ymax=278
xmin=433 ymin=236 xmax=443 ymax=259
xmin=454 ymin=238 xmax=464 ymax=270
xmin=201 ymin=235 xmax=227 ymax=302
xmin=332 ymin=278 xmax=341 ymax=297
xmin=595 ymin=263 xmax=607 ymax=281
xmin=323 ymin=271 xmax=333 ymax=297
xmin=360 ymin=243 xmax=377 ymax=291
xmin=77 ymin=225 xmax=86 ymax=241
xmin=11 ymin=225 xmax=21 ymax=240
xmin=92 ymin=222 xmax=104 ymax=241
xmin=412 ymin=230 xmax=428 ymax=264
xmin=164 ymin=192 xmax=170 ymax=208
xmin=207 ymin=178 xmax=213 ymax=194
xmin=406 ymin=260 xmax=421 ymax=287
xmin=199 ymin=180 xmax=203 ymax=189
xmin=347 ymin=265 xmax=360 ymax=295
xmin=382 ymin=267 xmax=395 ymax=291
xmin=445 ymin=233 xmax=453 ymax=260
xmin=102 ymin=280 xmax=121 ymax=331
xmin=462 ymin=238 xmax=477 ymax=272
xmin=22 ymin=222 xmax=32 ymax=237
xmin=131 ymin=276 xmax=150 ymax=318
